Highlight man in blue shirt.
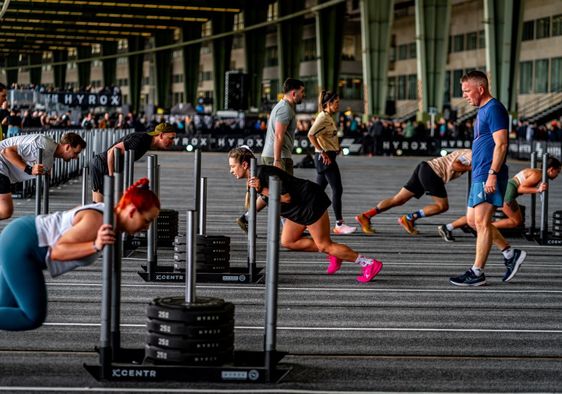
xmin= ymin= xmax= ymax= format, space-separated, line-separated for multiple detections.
xmin=449 ymin=71 xmax=526 ymax=287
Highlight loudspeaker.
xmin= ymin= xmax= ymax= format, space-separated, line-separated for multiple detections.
xmin=224 ymin=71 xmax=248 ymax=111
xmin=385 ymin=100 xmax=396 ymax=116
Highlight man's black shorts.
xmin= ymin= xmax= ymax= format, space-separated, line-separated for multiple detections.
xmin=90 ymin=155 xmax=108 ymax=194
xmin=0 ymin=173 xmax=11 ymax=194
xmin=403 ymin=161 xmax=447 ymax=199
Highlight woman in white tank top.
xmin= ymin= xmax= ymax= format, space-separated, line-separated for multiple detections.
xmin=0 ymin=178 xmax=160 ymax=331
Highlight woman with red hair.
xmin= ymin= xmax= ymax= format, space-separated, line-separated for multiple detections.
xmin=0 ymin=178 xmax=160 ymax=331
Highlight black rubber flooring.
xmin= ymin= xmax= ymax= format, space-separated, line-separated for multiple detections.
xmin=1 ymin=151 xmax=561 ymax=393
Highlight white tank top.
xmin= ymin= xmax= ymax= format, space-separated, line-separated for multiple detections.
xmin=514 ymin=170 xmax=527 ymax=184
xmin=35 ymin=203 xmax=105 ymax=278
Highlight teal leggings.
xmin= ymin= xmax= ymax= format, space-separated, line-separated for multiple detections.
xmin=0 ymin=216 xmax=49 ymax=331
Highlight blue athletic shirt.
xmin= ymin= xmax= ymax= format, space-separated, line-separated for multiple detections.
xmin=471 ymin=98 xmax=509 ymax=182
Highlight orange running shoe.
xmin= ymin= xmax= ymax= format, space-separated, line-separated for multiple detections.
xmin=398 ymin=215 xmax=418 ymax=235
xmin=354 ymin=213 xmax=376 ymax=234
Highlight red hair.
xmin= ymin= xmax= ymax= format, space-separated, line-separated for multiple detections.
xmin=116 ymin=177 xmax=160 ymax=213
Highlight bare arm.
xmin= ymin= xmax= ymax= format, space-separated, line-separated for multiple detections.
xmin=50 ymin=210 xmax=115 ymax=261
xmin=106 ymin=142 xmax=125 ymax=176
xmin=273 ymin=121 xmax=288 ymax=170
xmin=2 ymin=146 xmax=44 ymax=174
xmin=452 ymin=160 xmax=471 ymax=173
xmin=518 ymin=172 xmax=547 ymax=194
xmin=485 ymin=129 xmax=508 ymax=193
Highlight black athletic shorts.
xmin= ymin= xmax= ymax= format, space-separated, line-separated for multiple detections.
xmin=90 ymin=155 xmax=108 ymax=194
xmin=403 ymin=161 xmax=447 ymax=199
xmin=0 ymin=173 xmax=11 ymax=194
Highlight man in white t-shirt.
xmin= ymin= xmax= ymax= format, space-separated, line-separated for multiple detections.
xmin=0 ymin=132 xmax=86 ymax=220
xmin=236 ymin=78 xmax=305 ymax=233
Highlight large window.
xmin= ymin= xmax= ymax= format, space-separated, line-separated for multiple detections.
xmin=535 ymin=17 xmax=550 ymax=39
xmin=302 ymin=38 xmax=316 ymax=62
xmin=398 ymin=44 xmax=409 ymax=60
xmin=535 ymin=59 xmax=549 ymax=93
xmin=466 ymin=32 xmax=478 ymax=50
xmin=397 ymin=75 xmax=407 ymax=100
xmin=407 ymin=74 xmax=417 ymax=100
xmin=337 ymin=77 xmax=363 ymax=100
xmin=265 ymin=46 xmax=278 ymax=67
xmin=551 ymin=57 xmax=562 ymax=92
xmin=522 ymin=20 xmax=534 ymax=41
xmin=408 ymin=43 xmax=416 ymax=58
xmin=452 ymin=34 xmax=464 ymax=52
xmin=478 ymin=30 xmax=486 ymax=48
xmin=302 ymin=78 xmax=318 ymax=99
xmin=387 ymin=76 xmax=396 ymax=100
xmin=519 ymin=61 xmax=533 ymax=94
xmin=342 ymin=35 xmax=356 ymax=60
xmin=553 ymin=14 xmax=562 ymax=36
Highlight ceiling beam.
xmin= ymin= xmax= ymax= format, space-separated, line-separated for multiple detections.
xmin=6 ymin=2 xmax=241 ymax=20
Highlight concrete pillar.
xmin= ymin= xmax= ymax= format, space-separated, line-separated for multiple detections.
xmin=277 ymin=0 xmax=304 ymax=83
xmin=244 ymin=1 xmax=269 ymax=109
xmin=53 ymin=50 xmax=68 ymax=89
xmin=77 ymin=45 xmax=92 ymax=88
xmin=360 ymin=0 xmax=394 ymax=116
xmin=316 ymin=0 xmax=346 ymax=91
xmin=102 ymin=42 xmax=118 ymax=87
xmin=155 ymin=30 xmax=174 ymax=109
xmin=127 ymin=37 xmax=145 ymax=114
xmin=182 ymin=25 xmax=202 ymax=105
xmin=212 ymin=13 xmax=234 ymax=111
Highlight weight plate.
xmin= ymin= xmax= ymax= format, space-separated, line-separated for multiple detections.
xmin=174 ymin=244 xmax=230 ymax=253
xmin=553 ymin=211 xmax=562 ymax=219
xmin=146 ymin=332 xmax=234 ymax=352
xmin=174 ymin=253 xmax=230 ymax=262
xmin=172 ymin=264 xmax=230 ymax=273
xmin=147 ymin=319 xmax=234 ymax=338
xmin=552 ymin=219 xmax=562 ymax=225
xmin=553 ymin=230 xmax=562 ymax=238
xmin=147 ymin=299 xmax=234 ymax=323
xmin=174 ymin=239 xmax=231 ymax=248
xmin=552 ymin=224 xmax=562 ymax=231
xmin=145 ymin=345 xmax=233 ymax=365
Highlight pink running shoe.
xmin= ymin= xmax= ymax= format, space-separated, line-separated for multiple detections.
xmin=356 ymin=259 xmax=383 ymax=283
xmin=326 ymin=255 xmax=343 ymax=275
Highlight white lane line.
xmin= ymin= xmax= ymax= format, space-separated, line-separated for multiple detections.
xmin=46 ymin=282 xmax=562 ymax=294
xmin=0 ymin=387 xmax=379 ymax=394
xmin=41 ymin=322 xmax=562 ymax=334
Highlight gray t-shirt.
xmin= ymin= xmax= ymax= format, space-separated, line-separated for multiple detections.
xmin=0 ymin=134 xmax=57 ymax=182
xmin=262 ymin=99 xmax=297 ymax=158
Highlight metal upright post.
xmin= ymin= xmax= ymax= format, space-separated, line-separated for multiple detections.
xmin=127 ymin=149 xmax=135 ymax=188
xmin=99 ymin=175 xmax=114 ymax=380
xmin=540 ymin=153 xmax=550 ymax=243
xmin=123 ymin=149 xmax=130 ymax=190
xmin=42 ymin=173 xmax=49 ymax=214
xmin=529 ymin=152 xmax=538 ymax=235
xmin=81 ymin=162 xmax=89 ymax=205
xmin=185 ymin=210 xmax=197 ymax=304
xmin=248 ymin=158 xmax=257 ymax=279
xmin=147 ymin=155 xmax=157 ymax=276
xmin=111 ymin=148 xmax=123 ymax=352
xmin=198 ymin=177 xmax=207 ymax=235
xmin=193 ymin=149 xmax=201 ymax=234
xmin=35 ymin=149 xmax=43 ymax=216
xmin=264 ymin=176 xmax=281 ymax=382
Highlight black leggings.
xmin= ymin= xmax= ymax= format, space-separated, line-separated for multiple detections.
xmin=314 ymin=153 xmax=343 ymax=222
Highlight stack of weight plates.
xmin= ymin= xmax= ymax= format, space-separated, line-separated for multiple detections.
xmin=157 ymin=209 xmax=179 ymax=247
xmin=495 ymin=205 xmax=526 ymax=237
xmin=553 ymin=210 xmax=562 ymax=239
xmin=173 ymin=234 xmax=230 ymax=273
xmin=145 ymin=296 xmax=235 ymax=365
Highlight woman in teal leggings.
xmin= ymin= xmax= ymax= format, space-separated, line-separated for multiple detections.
xmin=0 ymin=178 xmax=160 ymax=331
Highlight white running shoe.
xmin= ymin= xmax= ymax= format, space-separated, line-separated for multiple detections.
xmin=333 ymin=223 xmax=357 ymax=235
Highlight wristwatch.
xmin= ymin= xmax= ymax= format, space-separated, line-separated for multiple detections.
xmin=488 ymin=169 xmax=498 ymax=175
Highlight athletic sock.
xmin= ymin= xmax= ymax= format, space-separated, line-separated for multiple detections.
xmin=471 ymin=266 xmax=483 ymax=276
xmin=407 ymin=209 xmax=425 ymax=221
xmin=336 ymin=220 xmax=343 ymax=226
xmin=354 ymin=255 xmax=373 ymax=267
xmin=446 ymin=223 xmax=455 ymax=231
xmin=364 ymin=207 xmax=381 ymax=218
xmin=243 ymin=211 xmax=249 ymax=219
xmin=502 ymin=247 xmax=514 ymax=260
